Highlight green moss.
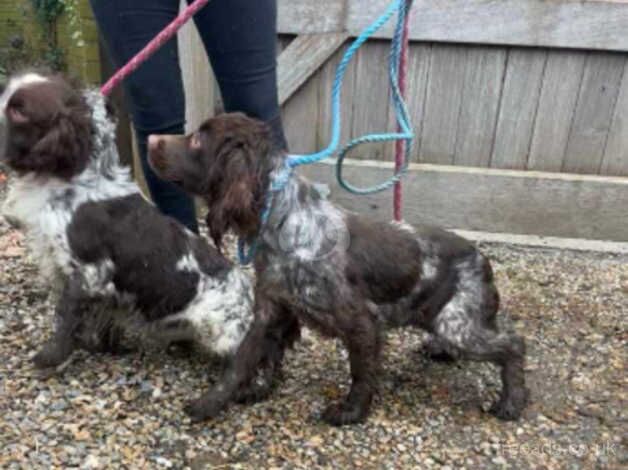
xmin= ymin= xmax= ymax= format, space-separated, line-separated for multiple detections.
xmin=0 ymin=0 xmax=100 ymax=83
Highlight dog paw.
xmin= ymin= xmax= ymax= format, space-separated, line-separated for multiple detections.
xmin=103 ymin=327 xmax=133 ymax=356
xmin=234 ymin=370 xmax=280 ymax=404
xmin=32 ymin=341 xmax=72 ymax=369
xmin=489 ymin=388 xmax=529 ymax=421
xmin=422 ymin=338 xmax=456 ymax=363
xmin=322 ymin=401 xmax=369 ymax=426
xmin=76 ymin=336 xmax=132 ymax=356
xmin=234 ymin=381 xmax=272 ymax=404
xmin=166 ymin=340 xmax=197 ymax=358
xmin=107 ymin=344 xmax=134 ymax=356
xmin=184 ymin=396 xmax=224 ymax=423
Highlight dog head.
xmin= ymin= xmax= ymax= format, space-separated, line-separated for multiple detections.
xmin=0 ymin=72 xmax=92 ymax=179
xmin=147 ymin=113 xmax=275 ymax=248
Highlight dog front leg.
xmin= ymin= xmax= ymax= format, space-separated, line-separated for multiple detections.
xmin=234 ymin=304 xmax=300 ymax=404
xmin=322 ymin=312 xmax=381 ymax=426
xmin=33 ymin=273 xmax=86 ymax=369
xmin=184 ymin=294 xmax=278 ymax=422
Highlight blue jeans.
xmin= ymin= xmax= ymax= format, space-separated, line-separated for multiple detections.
xmin=90 ymin=0 xmax=286 ymax=232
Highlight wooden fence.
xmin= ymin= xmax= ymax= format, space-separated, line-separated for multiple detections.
xmin=176 ymin=0 xmax=628 ymax=242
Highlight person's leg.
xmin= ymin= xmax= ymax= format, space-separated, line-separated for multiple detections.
xmin=190 ymin=0 xmax=287 ymax=149
xmin=89 ymin=0 xmax=198 ymax=232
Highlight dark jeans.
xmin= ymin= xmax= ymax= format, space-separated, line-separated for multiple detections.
xmin=90 ymin=0 xmax=286 ymax=232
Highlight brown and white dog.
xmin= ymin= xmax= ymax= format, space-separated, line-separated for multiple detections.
xmin=148 ymin=113 xmax=529 ymax=425
xmin=0 ymin=73 xmax=254 ymax=377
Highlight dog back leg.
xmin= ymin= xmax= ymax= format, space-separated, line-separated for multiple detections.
xmin=431 ymin=255 xmax=529 ymax=420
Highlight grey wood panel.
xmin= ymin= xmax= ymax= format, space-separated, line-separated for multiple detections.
xmin=269 ymin=34 xmax=628 ymax=176
xmin=283 ymin=73 xmax=320 ymax=154
xmin=351 ymin=41 xmax=392 ymax=160
xmin=491 ymin=50 xmax=547 ymax=169
xmin=600 ymin=60 xmax=628 ymax=176
xmin=563 ymin=53 xmax=625 ymax=174
xmin=343 ymin=0 xmax=628 ymax=51
xmin=277 ymin=33 xmax=349 ymax=106
xmin=528 ymin=51 xmax=587 ymax=172
xmin=179 ymin=0 xmax=214 ymax=130
xmin=454 ymin=47 xmax=506 ymax=167
xmin=419 ymin=45 xmax=467 ymax=164
xmin=301 ymin=159 xmax=628 ymax=242
xmin=402 ymin=43 xmax=431 ymax=163
xmin=278 ymin=0 xmax=346 ymax=35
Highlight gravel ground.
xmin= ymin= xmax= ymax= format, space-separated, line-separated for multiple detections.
xmin=0 ymin=178 xmax=626 ymax=469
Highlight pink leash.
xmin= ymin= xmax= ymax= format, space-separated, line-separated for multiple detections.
xmin=393 ymin=4 xmax=411 ymax=222
xmin=100 ymin=0 xmax=212 ymax=97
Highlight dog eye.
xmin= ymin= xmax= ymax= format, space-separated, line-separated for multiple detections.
xmin=8 ymin=99 xmax=24 ymax=110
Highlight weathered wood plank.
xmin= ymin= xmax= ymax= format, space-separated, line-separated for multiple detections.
xmin=277 ymin=33 xmax=349 ymax=106
xmin=300 ymin=159 xmax=628 ymax=242
xmin=179 ymin=0 xmax=214 ymax=130
xmin=282 ymin=71 xmax=320 ymax=154
xmin=453 ymin=230 xmax=628 ymax=255
xmin=278 ymin=0 xmax=346 ymax=35
xmin=563 ymin=53 xmax=625 ymax=174
xmin=419 ymin=45 xmax=466 ymax=164
xmin=528 ymin=51 xmax=586 ymax=172
xmin=491 ymin=50 xmax=547 ymax=170
xmin=402 ymin=43 xmax=431 ymax=163
xmin=454 ymin=47 xmax=506 ymax=167
xmin=130 ymin=128 xmax=148 ymax=197
xmin=342 ymin=0 xmax=628 ymax=51
xmin=600 ymin=60 xmax=628 ymax=176
xmin=350 ymin=41 xmax=392 ymax=160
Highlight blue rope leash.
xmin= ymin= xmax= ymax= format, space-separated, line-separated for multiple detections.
xmin=337 ymin=0 xmax=414 ymax=194
xmin=238 ymin=0 xmax=414 ymax=264
xmin=237 ymin=175 xmax=288 ymax=265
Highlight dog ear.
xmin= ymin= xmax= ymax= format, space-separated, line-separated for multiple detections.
xmin=20 ymin=110 xmax=92 ymax=178
xmin=205 ymin=142 xmax=260 ymax=249
xmin=207 ymin=178 xmax=258 ymax=251
xmin=202 ymin=114 xmax=275 ymax=247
